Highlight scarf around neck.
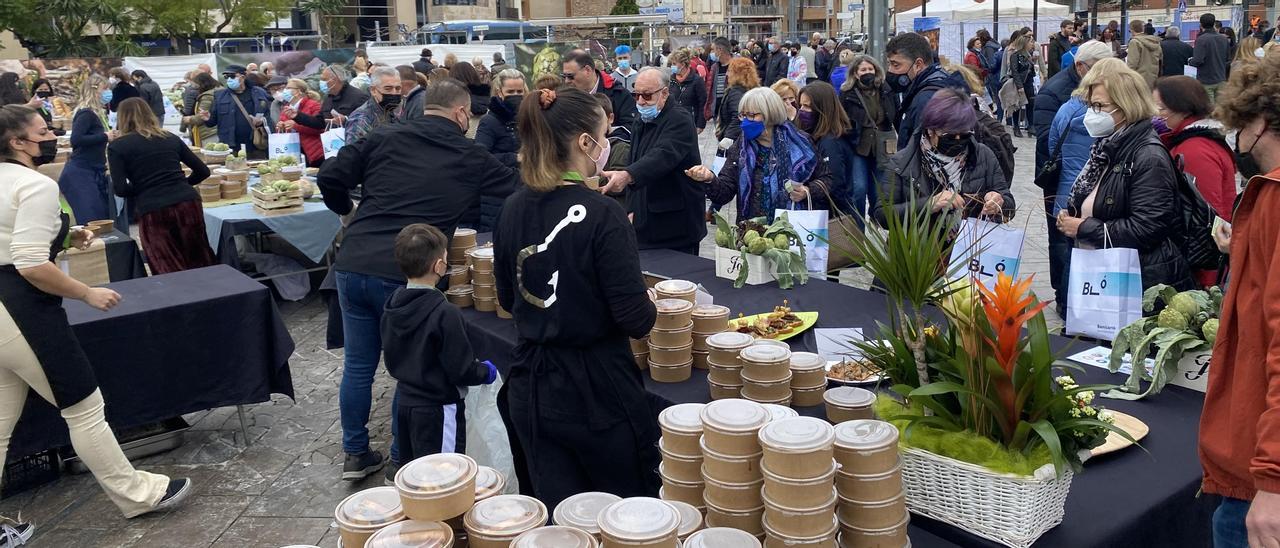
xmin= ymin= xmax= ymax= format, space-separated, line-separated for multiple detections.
xmin=1069 ymin=138 xmax=1113 ymax=211
xmin=738 ymin=121 xmax=819 ymax=221
xmin=920 ymin=136 xmax=967 ymax=195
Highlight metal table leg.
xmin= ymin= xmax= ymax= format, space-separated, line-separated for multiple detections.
xmin=237 ymin=405 xmax=252 ymax=446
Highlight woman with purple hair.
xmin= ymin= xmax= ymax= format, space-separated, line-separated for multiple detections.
xmin=872 ymin=87 xmax=1014 ymax=227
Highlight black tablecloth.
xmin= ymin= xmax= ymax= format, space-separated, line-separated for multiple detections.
xmin=99 ymin=229 xmax=148 ymax=282
xmin=458 ymin=249 xmax=1212 ymax=548
xmin=7 ymin=265 xmax=296 ymax=458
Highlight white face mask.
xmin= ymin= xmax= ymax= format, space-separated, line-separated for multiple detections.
xmin=586 ymin=135 xmax=611 ymax=176
xmin=1083 ymin=108 xmax=1118 ymax=138
xmin=108 ymin=77 xmax=119 ymax=86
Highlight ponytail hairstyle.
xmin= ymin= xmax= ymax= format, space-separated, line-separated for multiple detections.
xmin=0 ymin=104 xmax=38 ymax=160
xmin=516 ymin=86 xmax=605 ymax=192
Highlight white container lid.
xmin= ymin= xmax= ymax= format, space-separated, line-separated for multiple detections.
xmin=752 ymin=339 xmax=790 ymax=350
xmin=655 ymin=279 xmax=697 ymax=294
xmin=740 ymin=344 xmax=791 ymax=365
xmin=758 ymin=417 xmax=836 ymax=453
xmin=363 ymin=520 xmax=454 ymax=548
xmin=706 ymin=331 xmax=756 ymax=350
xmin=665 ymin=500 xmax=704 ymax=537
xmin=834 ymin=419 xmax=900 ymax=451
xmin=659 ymin=403 xmax=706 ymax=434
xmin=700 ymin=399 xmax=769 ymax=433
xmin=446 ymin=265 xmax=468 ymax=275
xmin=464 ymin=494 xmax=548 ymax=537
xmin=475 ymin=465 xmax=506 ymax=501
xmin=692 ymin=304 xmax=730 ymax=318
xmin=469 ymin=247 xmax=495 ymax=260
xmin=334 ymin=486 xmax=404 ymax=530
xmin=454 ymin=227 xmax=478 ymax=238
xmin=553 ymin=491 xmax=622 ymax=534
xmin=824 ymin=386 xmax=876 ymax=408
xmin=655 ymin=298 xmax=695 ymax=315
xmin=445 ymin=284 xmax=474 ymax=296
xmin=683 ymin=527 xmax=763 ymax=548
xmin=510 ymin=525 xmax=599 ymax=548
xmin=761 ymin=403 xmax=799 ymax=423
xmin=396 ymin=453 xmax=477 ymax=497
xmin=789 ymin=352 xmax=826 ymax=372
xmin=597 ymin=497 xmax=680 ymax=541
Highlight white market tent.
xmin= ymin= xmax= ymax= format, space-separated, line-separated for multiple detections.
xmin=900 ymin=0 xmax=1069 ymax=21
xmin=897 ymin=0 xmax=1071 ymax=70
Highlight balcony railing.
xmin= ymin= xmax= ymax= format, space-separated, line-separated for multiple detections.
xmin=729 ymin=4 xmax=781 ymax=17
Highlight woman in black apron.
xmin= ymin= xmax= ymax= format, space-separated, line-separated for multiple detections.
xmin=0 ymin=105 xmax=190 ymax=519
xmin=493 ymin=88 xmax=661 ymax=509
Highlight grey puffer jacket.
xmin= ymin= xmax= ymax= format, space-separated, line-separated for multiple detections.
xmin=872 ymin=134 xmax=1014 ymax=228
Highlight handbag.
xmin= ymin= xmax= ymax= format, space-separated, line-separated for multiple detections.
xmin=1169 ymin=153 xmax=1223 ymax=270
xmin=230 ymin=92 xmax=268 ymax=150
xmin=1065 ymin=225 xmax=1144 ymax=341
xmin=812 ymin=182 xmax=866 ymax=271
xmin=1034 ymin=122 xmax=1071 ymax=191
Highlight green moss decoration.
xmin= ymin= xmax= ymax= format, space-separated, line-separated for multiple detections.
xmin=875 ymin=398 xmax=1053 ymax=477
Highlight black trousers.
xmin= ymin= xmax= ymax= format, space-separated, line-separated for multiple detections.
xmin=395 ymin=399 xmax=467 ymax=464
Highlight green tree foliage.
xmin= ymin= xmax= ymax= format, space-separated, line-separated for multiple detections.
xmin=299 ymin=0 xmax=349 ymax=49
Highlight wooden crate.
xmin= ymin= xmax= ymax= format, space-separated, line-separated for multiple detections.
xmin=251 ymin=187 xmax=303 ymax=214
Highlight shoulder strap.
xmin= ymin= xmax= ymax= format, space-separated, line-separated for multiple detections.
xmin=229 ymin=91 xmax=256 ymax=126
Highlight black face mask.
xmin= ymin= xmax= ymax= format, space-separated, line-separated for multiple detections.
xmin=379 ymin=94 xmax=401 ymax=110
xmin=934 ymin=134 xmax=969 ymax=157
xmin=504 ymin=95 xmax=523 ymax=111
xmin=858 ymin=74 xmax=877 ymax=88
xmin=887 ymin=70 xmax=912 ymax=93
xmin=35 ymin=90 xmax=52 ymax=98
xmin=29 ymin=138 xmax=57 ymax=166
xmin=1235 ymin=130 xmax=1264 ymax=179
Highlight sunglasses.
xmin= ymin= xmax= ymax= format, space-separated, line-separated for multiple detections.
xmin=632 ymin=89 xmax=664 ymax=101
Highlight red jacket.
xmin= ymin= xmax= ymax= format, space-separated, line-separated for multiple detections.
xmin=964 ymin=51 xmax=988 ymax=78
xmin=1161 ymin=118 xmax=1237 ymax=221
xmin=282 ymin=97 xmax=324 ymax=166
xmin=1200 ymin=166 xmax=1280 ymax=501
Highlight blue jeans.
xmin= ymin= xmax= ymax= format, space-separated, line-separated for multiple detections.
xmin=850 ymin=151 xmax=883 ymax=229
xmin=1213 ymin=497 xmax=1250 ymax=548
xmin=335 ymin=270 xmax=403 ymax=462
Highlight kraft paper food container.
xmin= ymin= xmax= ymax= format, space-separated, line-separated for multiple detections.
xmin=699 ymin=399 xmax=770 ymax=457
xmin=654 ymin=279 xmax=698 ymax=303
xmin=705 ymin=332 xmax=755 ymax=364
xmin=835 ymin=491 xmax=906 ymax=530
xmin=791 ymin=385 xmax=828 ymax=408
xmin=692 ymin=332 xmax=710 ymax=352
xmin=741 ymin=359 xmax=792 ymax=384
xmin=703 ymin=501 xmax=765 ymax=537
xmin=334 ymin=486 xmax=406 ymax=548
xmin=692 ymin=350 xmax=709 ymax=370
xmin=654 ymin=299 xmax=695 ymax=330
xmin=761 ymin=403 xmax=798 ymax=423
xmin=740 ymin=344 xmax=792 ymax=368
xmin=691 ymin=304 xmax=731 ymax=333
xmin=445 ymin=285 xmax=474 ymax=308
xmin=762 ymin=487 xmax=838 ymax=539
xmin=553 ymin=492 xmax=622 ymax=537
xmin=833 ymin=420 xmax=901 ymax=475
xmin=699 ymin=438 xmax=762 ymax=484
xmin=471 ymin=268 xmax=496 ymax=285
xmin=634 ymin=353 xmax=649 ymax=370
xmin=701 ymin=473 xmax=764 ymax=511
xmin=630 ymin=337 xmax=650 ymax=354
xmin=683 ymin=527 xmax=763 ymax=548
xmin=510 ymin=525 xmax=599 ymax=548
xmin=707 ymin=380 xmax=742 ymax=401
xmin=468 ymin=247 xmax=495 ymax=271
xmin=741 ymin=372 xmax=794 ymax=403
xmin=395 ymin=453 xmax=478 ymax=522
xmin=823 ymin=387 xmax=877 ymax=424
xmin=789 ymin=352 xmax=827 ymax=387
xmin=447 ymin=265 xmax=470 ymax=287
xmin=649 ymin=342 xmax=693 ymax=367
xmin=362 ymin=519 xmax=455 ymax=548
xmin=650 ymin=322 xmax=693 ymax=348
xmin=762 ymin=513 xmax=838 ymax=548
xmin=474 ymin=297 xmax=497 ymax=312
xmin=659 ymin=463 xmax=705 ymax=504
xmin=221 ymin=170 xmax=250 ymax=183
xmin=474 ymin=466 xmax=506 ymax=503
xmin=762 ymin=460 xmax=839 ymax=509
xmin=757 ymin=417 xmax=836 ymax=480
xmin=657 ymin=403 xmax=705 ymax=456
xmin=464 ymin=494 xmax=548 ymax=548
xmin=835 ymin=461 xmax=902 ymax=503
xmin=447 ymin=246 xmax=469 ymax=264
xmin=658 ymin=439 xmax=703 ymax=482
xmin=707 ymin=362 xmax=742 ymax=385
xmin=597 ymin=497 xmax=681 ymax=548
xmin=664 ymin=499 xmax=703 ymax=541
xmin=497 ymin=305 xmax=513 ymax=319
xmin=650 ymin=360 xmax=693 ymax=383
xmin=473 ymin=283 xmax=497 ymax=299
xmin=837 ymin=514 xmax=910 ymax=548
xmin=453 ymin=228 xmax=478 ymax=249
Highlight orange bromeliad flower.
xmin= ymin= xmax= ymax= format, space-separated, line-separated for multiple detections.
xmin=978 ymin=273 xmax=1050 ymax=430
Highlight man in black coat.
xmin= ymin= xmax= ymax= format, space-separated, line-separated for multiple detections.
xmin=1189 ymin=13 xmax=1232 ymax=101
xmin=885 ymin=33 xmax=951 ymax=152
xmin=412 ymin=48 xmax=436 ymax=75
xmin=1047 ymin=20 xmax=1077 ymax=79
xmin=599 ymin=68 xmax=705 ymax=254
xmin=815 ymin=40 xmax=835 ymax=83
xmin=765 ymin=37 xmax=790 ymax=86
xmin=1160 ymin=26 xmax=1194 ymax=77
xmin=562 ymin=50 xmax=638 ymax=127
xmin=131 ymin=70 xmax=166 ymax=122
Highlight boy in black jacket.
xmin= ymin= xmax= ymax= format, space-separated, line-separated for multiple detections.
xmin=382 ymin=224 xmax=497 ymax=464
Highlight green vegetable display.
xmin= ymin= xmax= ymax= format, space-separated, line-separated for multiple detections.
xmin=203 ymin=143 xmax=230 ymax=152
xmin=712 ymin=211 xmax=809 ymax=289
xmin=1106 ymin=285 xmax=1223 ymax=400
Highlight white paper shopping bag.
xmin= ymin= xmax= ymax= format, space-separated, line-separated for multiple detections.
xmin=776 ymin=208 xmax=829 ymax=274
xmin=321 ymin=125 xmax=346 ymax=159
xmin=948 ymin=218 xmax=1025 ymax=285
xmin=1065 ymin=246 xmax=1144 ymax=341
xmin=268 ymin=131 xmax=303 ymax=163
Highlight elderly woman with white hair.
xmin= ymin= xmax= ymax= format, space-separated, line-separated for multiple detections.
xmin=687 ymin=86 xmax=832 ymax=222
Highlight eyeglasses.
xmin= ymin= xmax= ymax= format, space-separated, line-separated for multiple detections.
xmin=1088 ymin=101 xmax=1116 ymax=113
xmin=632 ymin=89 xmax=665 ymax=101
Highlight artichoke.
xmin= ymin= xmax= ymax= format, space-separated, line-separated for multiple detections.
xmin=1201 ymin=318 xmax=1219 ymax=345
xmin=747 ymin=236 xmax=770 ymax=254
xmin=773 ymin=234 xmax=789 ymax=249
xmin=743 ymin=229 xmax=761 ymax=245
xmin=1157 ymin=308 xmax=1189 ymax=331
xmin=1169 ymin=292 xmax=1203 ymax=318
xmin=715 ymin=230 xmax=731 ymax=248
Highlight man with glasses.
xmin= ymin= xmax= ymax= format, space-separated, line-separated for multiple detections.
xmin=563 ymin=50 xmax=637 ymax=126
xmin=317 ymin=65 xmax=370 ymax=127
xmin=345 ymin=66 xmax=403 ymax=143
xmin=599 ymin=68 xmax=705 ymax=254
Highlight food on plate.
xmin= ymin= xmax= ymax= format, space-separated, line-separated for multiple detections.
xmin=733 ymin=300 xmax=806 ymax=338
xmin=828 ymin=358 xmax=881 ymax=382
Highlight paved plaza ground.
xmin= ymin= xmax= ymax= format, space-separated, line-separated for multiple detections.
xmin=0 ymin=126 xmax=1059 ymax=547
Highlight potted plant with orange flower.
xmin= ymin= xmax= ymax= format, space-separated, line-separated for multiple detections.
xmin=849 ymin=205 xmax=1127 ymax=548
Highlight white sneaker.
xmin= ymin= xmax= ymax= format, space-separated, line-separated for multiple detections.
xmin=0 ymin=519 xmax=33 ymax=548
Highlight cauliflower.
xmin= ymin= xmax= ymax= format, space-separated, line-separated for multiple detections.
xmin=1157 ymin=308 xmax=1189 ymax=331
xmin=1201 ymin=318 xmax=1219 ymax=345
xmin=1169 ymin=292 xmax=1203 ymax=318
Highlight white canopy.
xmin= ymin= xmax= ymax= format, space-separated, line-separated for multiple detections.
xmin=901 ymin=0 xmax=1069 ymax=21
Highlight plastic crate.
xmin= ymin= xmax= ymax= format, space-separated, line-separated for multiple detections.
xmin=1 ymin=449 xmax=60 ymax=499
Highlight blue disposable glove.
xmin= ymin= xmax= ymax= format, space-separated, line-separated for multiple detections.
xmin=483 ymin=360 xmax=499 ymax=385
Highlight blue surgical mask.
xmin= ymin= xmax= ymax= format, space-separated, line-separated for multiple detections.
xmin=281 ymin=89 xmax=294 ymax=103
xmin=618 ymin=59 xmax=631 ymax=70
xmin=638 ymin=103 xmax=659 ymax=122
xmin=710 ymin=52 xmax=719 ymax=63
xmin=319 ymin=81 xmax=330 ymax=94
xmin=768 ymin=43 xmax=777 ymax=53
xmin=671 ymin=65 xmax=680 ymax=75
xmin=226 ymin=76 xmax=241 ymax=91
xmin=100 ymin=89 xmax=113 ymax=104
xmin=741 ymin=119 xmax=765 ymax=141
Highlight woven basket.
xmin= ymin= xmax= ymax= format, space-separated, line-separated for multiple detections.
xmin=900 ymin=446 xmax=1072 ymax=548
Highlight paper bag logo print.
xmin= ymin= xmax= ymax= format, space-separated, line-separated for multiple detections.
xmin=517 ymin=204 xmax=587 ymax=308
xmin=967 ymin=254 xmax=1020 ymax=280
xmin=1079 ymin=272 xmax=1141 ymax=297
xmin=327 ymin=136 xmax=345 ymax=150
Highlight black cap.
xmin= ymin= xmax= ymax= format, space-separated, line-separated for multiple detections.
xmin=222 ymin=64 xmax=247 ymax=75
xmin=266 ymin=75 xmax=288 ymax=88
